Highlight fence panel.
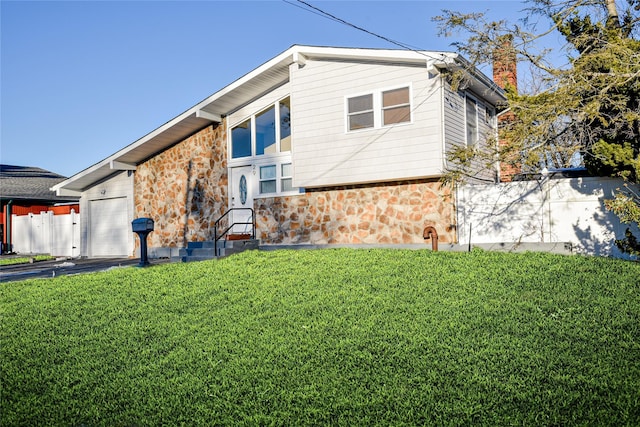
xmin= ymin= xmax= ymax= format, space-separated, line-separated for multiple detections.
xmin=458 ymin=176 xmax=638 ymax=258
xmin=11 ymin=210 xmax=80 ymax=257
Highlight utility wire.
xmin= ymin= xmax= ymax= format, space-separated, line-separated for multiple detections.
xmin=282 ymin=0 xmax=445 ymax=61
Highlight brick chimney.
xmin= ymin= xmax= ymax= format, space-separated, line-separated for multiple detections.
xmin=493 ymin=34 xmax=519 ymax=182
xmin=493 ymin=34 xmax=517 ymax=92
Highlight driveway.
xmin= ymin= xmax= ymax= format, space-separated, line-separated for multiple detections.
xmin=1 ymin=257 xmax=171 ymax=283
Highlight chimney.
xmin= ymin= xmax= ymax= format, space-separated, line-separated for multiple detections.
xmin=493 ymin=34 xmax=517 ymax=92
xmin=493 ymin=35 xmax=519 ymax=181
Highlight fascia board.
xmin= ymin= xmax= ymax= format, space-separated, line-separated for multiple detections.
xmin=53 ymin=46 xmax=500 ymax=194
xmin=435 ymin=53 xmax=506 ymax=104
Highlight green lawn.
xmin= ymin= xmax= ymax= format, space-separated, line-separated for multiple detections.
xmin=1 ymin=249 xmax=639 ymax=426
xmin=0 ymin=255 xmax=55 ymax=266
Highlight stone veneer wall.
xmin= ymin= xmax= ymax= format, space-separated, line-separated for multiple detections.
xmin=133 ymin=123 xmax=227 ymax=249
xmin=256 ymin=180 xmax=456 ymax=245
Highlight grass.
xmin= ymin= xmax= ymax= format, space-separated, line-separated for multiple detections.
xmin=1 ymin=249 xmax=639 ymax=426
xmin=0 ymin=255 xmax=55 ymax=266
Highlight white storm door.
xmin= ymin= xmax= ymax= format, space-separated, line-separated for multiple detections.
xmin=230 ymin=166 xmax=254 ymax=234
xmin=90 ymin=197 xmax=129 ymax=257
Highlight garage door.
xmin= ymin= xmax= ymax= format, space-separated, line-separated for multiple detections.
xmin=90 ymin=198 xmax=129 ymax=257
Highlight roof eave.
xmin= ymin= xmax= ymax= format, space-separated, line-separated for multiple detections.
xmin=54 ymin=46 xmax=500 ymax=194
xmin=434 ymin=53 xmax=506 ymax=105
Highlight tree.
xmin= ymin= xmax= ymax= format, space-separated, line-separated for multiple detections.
xmin=434 ymin=0 xmax=640 ymax=255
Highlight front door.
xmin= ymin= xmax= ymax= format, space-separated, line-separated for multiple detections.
xmin=230 ymin=166 xmax=254 ymax=234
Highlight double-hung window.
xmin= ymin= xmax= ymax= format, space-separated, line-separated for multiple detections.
xmin=382 ymin=87 xmax=411 ymax=126
xmin=347 ymin=94 xmax=374 ymax=131
xmin=259 ymin=165 xmax=277 ymax=194
xmin=281 ymin=163 xmax=294 ymax=192
xmin=259 ymin=163 xmax=297 ymax=195
xmin=346 ymin=86 xmax=411 ymax=132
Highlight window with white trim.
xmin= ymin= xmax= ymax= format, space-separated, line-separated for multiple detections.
xmin=347 ymin=94 xmax=374 ymax=131
xmin=231 ymin=119 xmax=252 ymax=158
xmin=382 ymin=87 xmax=411 ymax=126
xmin=484 ymin=105 xmax=496 ymax=127
xmin=258 ymin=162 xmax=299 ymax=195
xmin=281 ymin=163 xmax=294 ymax=192
xmin=465 ymin=96 xmax=478 ymax=146
xmin=346 ymin=85 xmax=411 ymax=132
xmin=231 ymin=97 xmax=291 ymax=159
xmin=259 ymin=165 xmax=277 ymax=194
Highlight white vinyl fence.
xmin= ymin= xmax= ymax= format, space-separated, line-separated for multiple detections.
xmin=457 ymin=176 xmax=639 ymax=259
xmin=11 ymin=210 xmax=80 ymax=257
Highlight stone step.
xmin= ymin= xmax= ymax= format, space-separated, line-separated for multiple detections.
xmin=186 ymin=241 xmax=218 ymax=249
xmin=180 ymin=239 xmax=259 ymax=262
xmin=181 ymin=255 xmax=220 ymax=263
xmin=224 ymin=239 xmax=259 ymax=255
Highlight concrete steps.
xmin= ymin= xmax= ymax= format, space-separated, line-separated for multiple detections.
xmin=178 ymin=238 xmax=259 ymax=262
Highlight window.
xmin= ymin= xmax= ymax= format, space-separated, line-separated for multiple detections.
xmin=347 ymin=94 xmax=374 ymax=131
xmin=281 ymin=163 xmax=294 ymax=192
xmin=256 ymin=106 xmax=276 ymax=155
xmin=231 ymin=97 xmax=291 ymax=159
xmin=231 ymin=119 xmax=252 ymax=158
xmin=466 ymin=97 xmax=478 ymax=145
xmin=485 ymin=106 xmax=496 ymax=127
xmin=258 ymin=163 xmax=298 ymax=195
xmin=346 ymin=86 xmax=411 ymax=132
xmin=259 ymin=165 xmax=277 ymax=194
xmin=382 ymin=87 xmax=410 ymax=125
xmin=280 ymin=98 xmax=291 ymax=152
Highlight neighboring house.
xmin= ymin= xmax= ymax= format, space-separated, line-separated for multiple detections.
xmin=51 ymin=45 xmax=506 ymax=258
xmin=1 ymin=165 xmax=79 ymax=253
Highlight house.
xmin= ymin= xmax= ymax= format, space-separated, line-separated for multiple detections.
xmin=1 ymin=165 xmax=79 ymax=254
xmin=51 ymin=45 xmax=506 ymax=258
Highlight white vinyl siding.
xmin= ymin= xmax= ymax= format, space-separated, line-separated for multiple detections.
xmin=291 ymin=59 xmax=442 ymax=188
xmin=443 ymin=84 xmax=466 ymax=153
xmin=443 ymin=82 xmax=498 ymax=182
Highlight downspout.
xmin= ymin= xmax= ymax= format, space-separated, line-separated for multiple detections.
xmin=435 ymin=60 xmax=459 ymax=245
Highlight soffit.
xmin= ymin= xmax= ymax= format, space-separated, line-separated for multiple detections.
xmin=53 ymin=59 xmax=292 ymax=194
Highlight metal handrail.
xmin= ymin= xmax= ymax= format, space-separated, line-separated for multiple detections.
xmin=213 ymin=208 xmax=255 ymax=257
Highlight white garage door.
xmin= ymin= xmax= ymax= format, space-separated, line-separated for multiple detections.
xmin=90 ymin=198 xmax=129 ymax=257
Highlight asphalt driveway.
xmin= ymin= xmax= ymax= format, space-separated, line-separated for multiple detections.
xmin=0 ymin=257 xmax=171 ymax=283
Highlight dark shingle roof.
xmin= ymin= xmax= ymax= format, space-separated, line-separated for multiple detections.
xmin=0 ymin=165 xmax=79 ymax=203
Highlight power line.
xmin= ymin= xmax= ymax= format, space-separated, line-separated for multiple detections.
xmin=283 ymin=0 xmax=444 ymax=61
